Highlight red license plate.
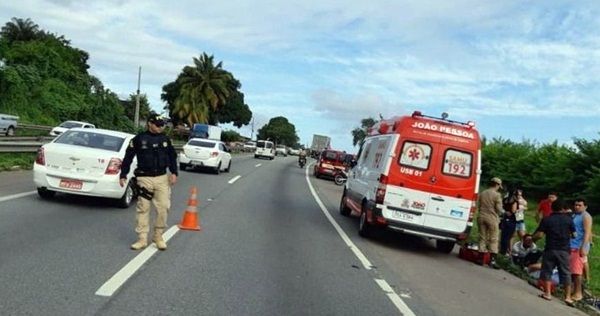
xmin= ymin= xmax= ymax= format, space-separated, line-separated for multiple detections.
xmin=59 ymin=179 xmax=83 ymax=190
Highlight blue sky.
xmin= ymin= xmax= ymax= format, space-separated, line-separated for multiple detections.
xmin=1 ymin=0 xmax=599 ymax=152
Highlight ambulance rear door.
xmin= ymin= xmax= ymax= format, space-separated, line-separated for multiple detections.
xmin=383 ymin=136 xmax=439 ymax=227
xmin=423 ymin=140 xmax=476 ymax=234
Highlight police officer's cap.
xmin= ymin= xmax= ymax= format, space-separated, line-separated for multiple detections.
xmin=148 ymin=113 xmax=166 ymax=127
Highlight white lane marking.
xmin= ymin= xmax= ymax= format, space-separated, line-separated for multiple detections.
xmin=304 ymin=164 xmax=372 ymax=270
xmin=375 ymin=279 xmax=415 ymax=316
xmin=0 ymin=191 xmax=36 ymax=203
xmin=228 ymin=175 xmax=241 ymax=184
xmin=95 ymin=225 xmax=180 ymax=297
xmin=255 ymin=163 xmax=262 ymax=167
xmin=305 ymin=163 xmax=415 ymax=316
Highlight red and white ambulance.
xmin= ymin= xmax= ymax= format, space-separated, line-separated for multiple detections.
xmin=340 ymin=111 xmax=481 ymax=253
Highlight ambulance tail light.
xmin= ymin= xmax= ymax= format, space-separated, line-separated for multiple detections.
xmin=105 ymin=158 xmax=122 ymax=175
xmin=35 ymin=147 xmax=45 ymax=165
xmin=375 ymin=174 xmax=389 ymax=204
xmin=468 ymin=200 xmax=477 ymax=222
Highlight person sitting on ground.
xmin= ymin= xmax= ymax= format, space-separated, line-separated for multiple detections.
xmin=533 ymin=199 xmax=576 ymax=306
xmin=512 ymin=234 xmax=542 ymax=272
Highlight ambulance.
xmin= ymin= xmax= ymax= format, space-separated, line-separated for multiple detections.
xmin=340 ymin=111 xmax=481 ymax=253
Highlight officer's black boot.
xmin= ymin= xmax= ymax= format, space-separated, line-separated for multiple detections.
xmin=490 ymin=253 xmax=499 ymax=269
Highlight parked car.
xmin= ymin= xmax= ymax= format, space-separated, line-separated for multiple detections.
xmin=288 ymin=148 xmax=300 ymax=156
xmin=275 ymin=144 xmax=288 ymax=156
xmin=0 ymin=113 xmax=18 ymax=136
xmin=340 ymin=111 xmax=481 ymax=253
xmin=33 ymin=128 xmax=137 ymax=208
xmin=49 ymin=120 xmax=95 ymax=136
xmin=243 ymin=141 xmax=256 ymax=152
xmin=179 ymin=138 xmax=232 ymax=174
xmin=254 ymin=140 xmax=275 ymax=160
xmin=313 ymin=149 xmax=347 ymax=179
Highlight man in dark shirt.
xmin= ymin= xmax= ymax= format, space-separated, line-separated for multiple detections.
xmin=533 ymin=199 xmax=575 ymax=306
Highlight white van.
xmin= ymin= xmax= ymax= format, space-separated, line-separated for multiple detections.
xmin=254 ymin=140 xmax=275 ymax=160
xmin=340 ymin=112 xmax=481 ymax=253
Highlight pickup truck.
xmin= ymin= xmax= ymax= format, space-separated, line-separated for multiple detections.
xmin=0 ymin=113 xmax=18 ymax=136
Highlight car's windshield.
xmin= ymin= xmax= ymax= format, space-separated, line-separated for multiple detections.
xmin=188 ymin=140 xmax=216 ymax=148
xmin=256 ymin=141 xmax=273 ymax=149
xmin=54 ymin=130 xmax=125 ymax=151
xmin=322 ymin=151 xmax=340 ymax=161
xmin=59 ymin=121 xmax=83 ymax=128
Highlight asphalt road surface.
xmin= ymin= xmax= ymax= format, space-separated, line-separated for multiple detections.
xmin=0 ymin=155 xmax=585 ymax=315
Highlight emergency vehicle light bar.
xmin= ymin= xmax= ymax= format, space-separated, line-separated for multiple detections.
xmin=411 ymin=111 xmax=476 ymax=128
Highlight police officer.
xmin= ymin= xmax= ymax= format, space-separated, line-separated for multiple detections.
xmin=119 ymin=113 xmax=178 ymax=251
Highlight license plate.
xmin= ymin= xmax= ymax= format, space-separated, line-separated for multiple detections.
xmin=191 ymin=160 xmax=204 ymax=165
xmin=59 ymin=179 xmax=83 ymax=190
xmin=392 ymin=210 xmax=416 ymax=221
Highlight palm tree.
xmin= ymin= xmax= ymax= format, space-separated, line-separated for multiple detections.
xmin=0 ymin=17 xmax=40 ymax=43
xmin=173 ymin=53 xmax=234 ymax=125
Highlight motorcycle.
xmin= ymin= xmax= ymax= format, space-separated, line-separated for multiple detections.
xmin=333 ymin=169 xmax=348 ymax=185
xmin=298 ymin=156 xmax=306 ymax=168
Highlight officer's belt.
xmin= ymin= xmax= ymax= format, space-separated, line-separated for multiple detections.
xmin=134 ymin=169 xmax=167 ymax=177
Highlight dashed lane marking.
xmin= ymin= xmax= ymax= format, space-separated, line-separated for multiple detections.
xmin=255 ymin=163 xmax=262 ymax=167
xmin=304 ymin=163 xmax=415 ymax=316
xmin=228 ymin=175 xmax=241 ymax=184
xmin=95 ymin=225 xmax=180 ymax=297
xmin=0 ymin=191 xmax=36 ymax=203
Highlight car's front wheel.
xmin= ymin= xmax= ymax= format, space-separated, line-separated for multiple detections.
xmin=358 ymin=202 xmax=373 ymax=238
xmin=117 ymin=182 xmax=135 ymax=208
xmin=37 ymin=187 xmax=55 ymax=199
xmin=339 ymin=189 xmax=351 ymax=216
xmin=6 ymin=126 xmax=15 ymax=136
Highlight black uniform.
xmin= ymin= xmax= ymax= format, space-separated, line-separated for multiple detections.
xmin=120 ymin=131 xmax=178 ymax=179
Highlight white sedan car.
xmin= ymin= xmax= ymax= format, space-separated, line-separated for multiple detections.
xmin=179 ymin=138 xmax=232 ymax=174
xmin=33 ymin=128 xmax=137 ymax=208
xmin=49 ymin=120 xmax=96 ymax=137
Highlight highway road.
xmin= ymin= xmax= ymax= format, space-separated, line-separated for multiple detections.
xmin=0 ymin=155 xmax=584 ymax=315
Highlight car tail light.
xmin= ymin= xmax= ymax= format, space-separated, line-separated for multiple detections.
xmin=468 ymin=199 xmax=477 ymax=221
xmin=105 ymin=158 xmax=122 ymax=175
xmin=375 ymin=174 xmax=388 ymax=204
xmin=35 ymin=147 xmax=45 ymax=165
xmin=211 ymin=151 xmax=219 ymax=157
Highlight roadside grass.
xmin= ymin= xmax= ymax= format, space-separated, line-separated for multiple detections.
xmin=468 ymin=200 xmax=600 ymax=299
xmin=0 ymin=153 xmax=36 ymax=171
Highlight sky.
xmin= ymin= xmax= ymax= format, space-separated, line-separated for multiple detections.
xmin=1 ymin=0 xmax=599 ymax=152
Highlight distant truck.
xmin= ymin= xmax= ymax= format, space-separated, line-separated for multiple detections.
xmin=190 ymin=124 xmax=222 ymax=141
xmin=311 ymin=134 xmax=331 ymax=152
xmin=0 ymin=113 xmax=18 ymax=136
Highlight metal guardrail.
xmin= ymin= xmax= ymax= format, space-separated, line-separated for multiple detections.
xmin=19 ymin=123 xmax=53 ymax=131
xmin=0 ymin=136 xmax=55 ymax=142
xmin=0 ymin=141 xmax=184 ymax=153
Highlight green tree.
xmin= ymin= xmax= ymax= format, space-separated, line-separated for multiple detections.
xmin=351 ymin=117 xmax=376 ymax=146
xmin=121 ymin=93 xmax=151 ymax=122
xmin=256 ymin=116 xmax=299 ymax=146
xmin=173 ymin=53 xmax=233 ymax=126
xmin=221 ymin=130 xmax=242 ymax=142
xmin=210 ymin=89 xmax=252 ymax=127
xmin=0 ymin=17 xmax=40 ymax=44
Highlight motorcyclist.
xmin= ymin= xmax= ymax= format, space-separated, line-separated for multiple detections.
xmin=298 ymin=149 xmax=307 ymax=167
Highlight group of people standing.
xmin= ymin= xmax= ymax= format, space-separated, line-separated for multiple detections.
xmin=477 ymin=178 xmax=594 ymax=307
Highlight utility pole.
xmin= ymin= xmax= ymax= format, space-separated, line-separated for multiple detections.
xmin=134 ymin=66 xmax=142 ymax=128
xmin=250 ymin=117 xmax=255 ymax=140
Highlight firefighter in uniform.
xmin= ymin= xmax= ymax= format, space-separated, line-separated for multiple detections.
xmin=119 ymin=113 xmax=178 ymax=251
xmin=477 ymin=177 xmax=504 ymax=268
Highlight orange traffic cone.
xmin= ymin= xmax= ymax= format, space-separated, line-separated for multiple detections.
xmin=178 ymin=186 xmax=201 ymax=231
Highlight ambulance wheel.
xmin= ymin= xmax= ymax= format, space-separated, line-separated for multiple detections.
xmin=436 ymin=240 xmax=455 ymax=254
xmin=358 ymin=203 xmax=373 ymax=238
xmin=339 ymin=189 xmax=351 ymax=216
